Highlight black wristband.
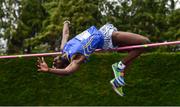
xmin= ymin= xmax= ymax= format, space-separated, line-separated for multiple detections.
xmin=63 ymin=21 xmax=70 ymax=24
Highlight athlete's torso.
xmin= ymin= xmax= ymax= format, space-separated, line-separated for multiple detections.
xmin=62 ymin=26 xmax=104 ymax=61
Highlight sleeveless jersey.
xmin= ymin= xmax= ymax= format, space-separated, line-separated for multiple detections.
xmin=62 ymin=26 xmax=104 ymax=61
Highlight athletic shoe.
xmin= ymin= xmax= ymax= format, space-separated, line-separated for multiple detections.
xmin=110 ymin=78 xmax=125 ymax=96
xmin=114 ymin=76 xmax=125 ymax=86
xmin=112 ymin=61 xmax=125 ymax=78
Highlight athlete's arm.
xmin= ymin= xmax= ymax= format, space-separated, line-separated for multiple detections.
xmin=37 ymin=55 xmax=85 ymax=76
xmin=48 ymin=59 xmax=81 ymax=76
xmin=60 ymin=21 xmax=70 ymax=50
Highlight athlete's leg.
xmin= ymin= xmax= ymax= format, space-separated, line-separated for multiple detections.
xmin=110 ymin=31 xmax=150 ymax=96
xmin=112 ymin=31 xmax=151 ymax=72
xmin=60 ymin=21 xmax=70 ymax=50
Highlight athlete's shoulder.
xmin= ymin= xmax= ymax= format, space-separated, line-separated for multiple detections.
xmin=71 ymin=54 xmax=86 ymax=64
xmin=87 ymin=26 xmax=102 ymax=34
xmin=88 ymin=26 xmax=98 ymax=30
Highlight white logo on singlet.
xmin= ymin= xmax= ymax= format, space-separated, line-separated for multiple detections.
xmin=75 ymin=30 xmax=91 ymax=41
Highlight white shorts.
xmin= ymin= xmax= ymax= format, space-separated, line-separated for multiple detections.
xmin=99 ymin=23 xmax=117 ymax=50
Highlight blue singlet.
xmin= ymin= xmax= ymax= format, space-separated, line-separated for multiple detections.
xmin=62 ymin=26 xmax=104 ymax=62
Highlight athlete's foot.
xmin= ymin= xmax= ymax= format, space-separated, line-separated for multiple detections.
xmin=110 ymin=78 xmax=125 ymax=96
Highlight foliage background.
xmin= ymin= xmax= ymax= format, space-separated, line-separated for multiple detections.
xmin=0 ymin=0 xmax=180 ymax=53
xmin=0 ymin=0 xmax=180 ymax=106
xmin=0 ymin=53 xmax=180 ymax=106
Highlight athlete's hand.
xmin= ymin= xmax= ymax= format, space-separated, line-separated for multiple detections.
xmin=37 ymin=57 xmax=49 ymax=72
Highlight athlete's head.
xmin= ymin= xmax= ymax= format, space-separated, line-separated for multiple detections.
xmin=53 ymin=54 xmax=70 ymax=69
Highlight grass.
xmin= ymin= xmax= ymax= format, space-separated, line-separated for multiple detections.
xmin=0 ymin=52 xmax=179 ymax=106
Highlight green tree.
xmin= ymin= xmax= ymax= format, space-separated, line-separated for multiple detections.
xmin=164 ymin=8 xmax=180 ymax=41
xmin=0 ymin=0 xmax=20 ymax=53
xmin=101 ymin=0 xmax=179 ymax=42
xmin=8 ymin=0 xmax=47 ymax=53
xmin=25 ymin=0 xmax=104 ymax=52
xmin=3 ymin=0 xmax=179 ymax=53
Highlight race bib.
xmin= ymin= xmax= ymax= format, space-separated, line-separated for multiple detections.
xmin=75 ymin=30 xmax=91 ymax=41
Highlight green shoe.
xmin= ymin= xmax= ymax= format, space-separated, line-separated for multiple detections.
xmin=112 ymin=61 xmax=125 ymax=78
xmin=110 ymin=79 xmax=125 ymax=96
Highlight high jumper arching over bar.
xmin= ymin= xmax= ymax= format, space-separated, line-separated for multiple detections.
xmin=0 ymin=41 xmax=179 ymax=59
xmin=1 ymin=21 xmax=180 ymax=96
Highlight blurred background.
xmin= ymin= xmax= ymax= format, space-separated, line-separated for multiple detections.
xmin=0 ymin=0 xmax=180 ymax=106
xmin=0 ymin=0 xmax=180 ymax=54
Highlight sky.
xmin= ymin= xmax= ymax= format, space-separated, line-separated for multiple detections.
xmin=176 ymin=1 xmax=180 ymax=9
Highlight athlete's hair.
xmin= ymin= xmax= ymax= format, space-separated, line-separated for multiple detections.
xmin=53 ymin=55 xmax=70 ymax=69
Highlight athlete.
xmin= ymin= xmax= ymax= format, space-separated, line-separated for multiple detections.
xmin=37 ymin=21 xmax=151 ymax=96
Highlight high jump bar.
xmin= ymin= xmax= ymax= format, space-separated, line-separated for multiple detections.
xmin=0 ymin=41 xmax=179 ymax=59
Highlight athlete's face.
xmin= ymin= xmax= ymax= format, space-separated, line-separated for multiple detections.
xmin=52 ymin=56 xmax=62 ymax=68
xmin=52 ymin=56 xmax=69 ymax=69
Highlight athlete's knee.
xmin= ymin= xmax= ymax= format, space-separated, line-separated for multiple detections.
xmin=142 ymin=37 xmax=151 ymax=44
xmin=112 ymin=31 xmax=119 ymax=37
xmin=140 ymin=37 xmax=151 ymax=52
